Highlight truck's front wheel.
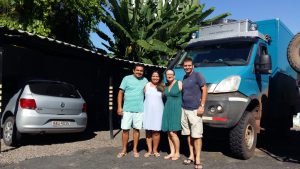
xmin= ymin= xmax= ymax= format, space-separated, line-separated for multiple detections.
xmin=229 ymin=112 xmax=257 ymax=159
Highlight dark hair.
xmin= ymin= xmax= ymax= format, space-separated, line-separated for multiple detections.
xmin=183 ymin=57 xmax=193 ymax=64
xmin=151 ymin=71 xmax=165 ymax=93
xmin=165 ymin=69 xmax=175 ymax=75
xmin=133 ymin=64 xmax=145 ymax=70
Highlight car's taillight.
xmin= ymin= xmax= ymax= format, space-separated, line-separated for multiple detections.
xmin=82 ymin=103 xmax=87 ymax=112
xmin=20 ymin=98 xmax=37 ymax=109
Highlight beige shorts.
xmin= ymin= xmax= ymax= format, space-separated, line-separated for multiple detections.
xmin=181 ymin=108 xmax=203 ymax=138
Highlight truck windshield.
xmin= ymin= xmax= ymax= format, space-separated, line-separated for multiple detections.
xmin=176 ymin=42 xmax=253 ymax=67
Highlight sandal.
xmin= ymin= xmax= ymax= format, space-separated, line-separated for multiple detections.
xmin=164 ymin=154 xmax=173 ymax=160
xmin=153 ymin=152 xmax=160 ymax=157
xmin=194 ymin=163 xmax=203 ymax=169
xmin=144 ymin=152 xmax=152 ymax=158
xmin=183 ymin=158 xmax=194 ymax=165
xmin=117 ymin=152 xmax=127 ymax=158
xmin=171 ymin=156 xmax=180 ymax=161
xmin=133 ymin=152 xmax=140 ymax=158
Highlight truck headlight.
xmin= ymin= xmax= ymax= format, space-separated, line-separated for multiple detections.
xmin=213 ymin=76 xmax=241 ymax=93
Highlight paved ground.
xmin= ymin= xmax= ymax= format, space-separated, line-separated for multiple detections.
xmin=0 ymin=130 xmax=300 ymax=169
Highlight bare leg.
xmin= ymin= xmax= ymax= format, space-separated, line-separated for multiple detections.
xmin=164 ymin=132 xmax=175 ymax=159
xmin=145 ymin=130 xmax=153 ymax=156
xmin=121 ymin=130 xmax=129 ymax=153
xmin=152 ymin=131 xmax=160 ymax=154
xmin=133 ymin=128 xmax=140 ymax=153
xmin=169 ymin=131 xmax=180 ymax=159
xmin=187 ymin=135 xmax=195 ymax=160
xmin=194 ymin=138 xmax=202 ymax=165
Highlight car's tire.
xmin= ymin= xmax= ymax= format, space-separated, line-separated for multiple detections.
xmin=3 ymin=116 xmax=21 ymax=146
xmin=229 ymin=112 xmax=257 ymax=159
xmin=288 ymin=32 xmax=300 ymax=73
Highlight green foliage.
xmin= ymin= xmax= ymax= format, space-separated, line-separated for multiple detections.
xmin=97 ymin=0 xmax=230 ymax=65
xmin=0 ymin=0 xmax=102 ymax=48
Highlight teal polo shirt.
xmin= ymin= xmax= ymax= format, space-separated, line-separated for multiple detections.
xmin=120 ymin=75 xmax=148 ymax=113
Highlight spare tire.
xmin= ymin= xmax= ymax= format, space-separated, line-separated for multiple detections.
xmin=288 ymin=33 xmax=300 ymax=73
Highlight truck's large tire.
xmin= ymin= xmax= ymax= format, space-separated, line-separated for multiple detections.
xmin=288 ymin=32 xmax=300 ymax=73
xmin=229 ymin=112 xmax=257 ymax=159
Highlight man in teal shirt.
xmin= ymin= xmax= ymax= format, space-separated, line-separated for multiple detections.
xmin=117 ymin=64 xmax=148 ymax=158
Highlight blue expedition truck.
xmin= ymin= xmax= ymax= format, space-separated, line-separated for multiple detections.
xmin=168 ymin=19 xmax=300 ymax=159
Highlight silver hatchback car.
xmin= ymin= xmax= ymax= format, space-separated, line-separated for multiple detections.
xmin=1 ymin=80 xmax=87 ymax=146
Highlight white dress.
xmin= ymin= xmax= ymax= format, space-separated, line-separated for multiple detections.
xmin=143 ymin=83 xmax=164 ymax=131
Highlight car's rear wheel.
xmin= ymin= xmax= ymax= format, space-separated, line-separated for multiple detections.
xmin=3 ymin=116 xmax=21 ymax=146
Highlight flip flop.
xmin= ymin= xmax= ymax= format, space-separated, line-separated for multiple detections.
xmin=164 ymin=155 xmax=173 ymax=160
xmin=183 ymin=158 xmax=194 ymax=165
xmin=144 ymin=152 xmax=152 ymax=158
xmin=153 ymin=152 xmax=160 ymax=157
xmin=171 ymin=156 xmax=180 ymax=161
xmin=133 ymin=152 xmax=140 ymax=158
xmin=117 ymin=152 xmax=127 ymax=158
xmin=194 ymin=163 xmax=203 ymax=169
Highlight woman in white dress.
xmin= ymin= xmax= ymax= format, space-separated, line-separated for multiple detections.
xmin=143 ymin=71 xmax=165 ymax=157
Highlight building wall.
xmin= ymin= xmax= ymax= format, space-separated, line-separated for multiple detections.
xmin=0 ymin=40 xmax=162 ymax=131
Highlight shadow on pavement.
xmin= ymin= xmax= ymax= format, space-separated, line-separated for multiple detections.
xmin=19 ymin=130 xmax=97 ymax=146
xmin=257 ymin=130 xmax=300 ymax=164
xmin=124 ymin=130 xmax=232 ymax=159
xmin=117 ymin=127 xmax=300 ymax=164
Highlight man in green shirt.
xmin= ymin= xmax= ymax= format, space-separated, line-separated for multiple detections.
xmin=117 ymin=64 xmax=148 ymax=158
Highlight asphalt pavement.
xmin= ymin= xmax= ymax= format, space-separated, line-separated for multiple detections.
xmin=1 ymin=146 xmax=299 ymax=169
xmin=1 ymin=130 xmax=300 ymax=169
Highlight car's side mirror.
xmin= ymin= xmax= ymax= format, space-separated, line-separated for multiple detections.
xmin=255 ymin=54 xmax=272 ymax=74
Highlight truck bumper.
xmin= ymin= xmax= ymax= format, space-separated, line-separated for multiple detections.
xmin=203 ymin=92 xmax=250 ymax=128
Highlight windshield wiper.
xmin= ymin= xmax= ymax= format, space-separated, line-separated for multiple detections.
xmin=202 ymin=60 xmax=232 ymax=66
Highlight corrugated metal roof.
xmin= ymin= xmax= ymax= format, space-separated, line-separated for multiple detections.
xmin=0 ymin=26 xmax=166 ymax=69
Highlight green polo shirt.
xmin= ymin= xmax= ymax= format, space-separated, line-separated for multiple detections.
xmin=120 ymin=75 xmax=148 ymax=113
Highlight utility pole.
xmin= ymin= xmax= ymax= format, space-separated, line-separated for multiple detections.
xmin=0 ymin=47 xmax=3 ymax=153
xmin=108 ymin=76 xmax=114 ymax=139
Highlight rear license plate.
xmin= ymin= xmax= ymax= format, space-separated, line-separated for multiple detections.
xmin=52 ymin=121 xmax=71 ymax=126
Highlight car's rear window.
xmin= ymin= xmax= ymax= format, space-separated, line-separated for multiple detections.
xmin=29 ymin=82 xmax=81 ymax=98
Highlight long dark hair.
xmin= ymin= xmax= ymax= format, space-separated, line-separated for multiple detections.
xmin=151 ymin=71 xmax=165 ymax=93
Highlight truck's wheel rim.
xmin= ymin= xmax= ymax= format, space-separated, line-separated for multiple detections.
xmin=4 ymin=121 xmax=13 ymax=142
xmin=245 ymin=124 xmax=254 ymax=149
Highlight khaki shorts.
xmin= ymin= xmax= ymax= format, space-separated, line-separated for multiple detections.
xmin=181 ymin=108 xmax=203 ymax=138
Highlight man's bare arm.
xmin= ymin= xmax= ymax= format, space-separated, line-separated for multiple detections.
xmin=197 ymin=85 xmax=208 ymax=116
xmin=117 ymin=90 xmax=124 ymax=116
xmin=200 ymin=85 xmax=207 ymax=106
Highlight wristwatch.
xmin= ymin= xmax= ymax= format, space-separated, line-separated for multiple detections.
xmin=200 ymin=104 xmax=205 ymax=108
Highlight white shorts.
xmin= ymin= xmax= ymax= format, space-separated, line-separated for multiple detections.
xmin=121 ymin=112 xmax=143 ymax=130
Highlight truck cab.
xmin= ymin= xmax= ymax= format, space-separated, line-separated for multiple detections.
xmin=170 ymin=19 xmax=299 ymax=159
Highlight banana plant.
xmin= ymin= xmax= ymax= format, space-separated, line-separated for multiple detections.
xmin=97 ymin=0 xmax=230 ymax=65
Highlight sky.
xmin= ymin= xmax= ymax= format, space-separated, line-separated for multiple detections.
xmin=90 ymin=0 xmax=300 ymax=50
